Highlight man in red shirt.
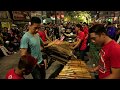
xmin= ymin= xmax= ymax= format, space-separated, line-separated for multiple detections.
xmin=71 ymin=24 xmax=87 ymax=60
xmin=6 ymin=55 xmax=37 ymax=79
xmin=38 ymin=25 xmax=51 ymax=69
xmin=38 ymin=25 xmax=51 ymax=44
xmin=89 ymin=24 xmax=120 ymax=79
xmin=83 ymin=22 xmax=89 ymax=40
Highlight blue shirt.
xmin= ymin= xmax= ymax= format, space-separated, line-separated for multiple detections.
xmin=107 ymin=26 xmax=116 ymax=38
xmin=20 ymin=32 xmax=43 ymax=64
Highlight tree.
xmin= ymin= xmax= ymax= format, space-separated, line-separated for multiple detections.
xmin=64 ymin=11 xmax=91 ymax=23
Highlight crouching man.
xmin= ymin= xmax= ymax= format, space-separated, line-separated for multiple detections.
xmin=6 ymin=55 xmax=37 ymax=79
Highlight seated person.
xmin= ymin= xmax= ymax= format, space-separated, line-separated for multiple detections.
xmin=0 ymin=33 xmax=11 ymax=56
xmin=6 ymin=55 xmax=37 ymax=79
xmin=0 ymin=45 xmax=11 ymax=56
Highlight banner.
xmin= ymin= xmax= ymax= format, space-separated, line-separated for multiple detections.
xmin=12 ymin=11 xmax=31 ymax=21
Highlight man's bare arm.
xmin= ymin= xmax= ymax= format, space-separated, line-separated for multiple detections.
xmin=103 ymin=68 xmax=120 ymax=79
xmin=20 ymin=48 xmax=28 ymax=56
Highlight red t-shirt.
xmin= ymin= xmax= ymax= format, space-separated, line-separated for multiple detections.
xmin=38 ymin=31 xmax=46 ymax=42
xmin=83 ymin=26 xmax=89 ymax=37
xmin=77 ymin=31 xmax=87 ymax=50
xmin=6 ymin=68 xmax=24 ymax=79
xmin=98 ymin=40 xmax=120 ymax=79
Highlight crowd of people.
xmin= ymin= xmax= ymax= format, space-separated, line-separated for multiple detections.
xmin=4 ymin=16 xmax=120 ymax=79
xmin=0 ymin=27 xmax=22 ymax=57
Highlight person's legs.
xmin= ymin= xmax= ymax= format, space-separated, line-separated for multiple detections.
xmin=39 ymin=63 xmax=46 ymax=79
xmin=42 ymin=52 xmax=48 ymax=63
xmin=13 ymin=43 xmax=18 ymax=52
xmin=1 ymin=46 xmax=9 ymax=53
xmin=31 ymin=61 xmax=46 ymax=79
xmin=31 ymin=65 xmax=41 ymax=79
xmin=79 ymin=50 xmax=86 ymax=61
xmin=0 ymin=46 xmax=9 ymax=56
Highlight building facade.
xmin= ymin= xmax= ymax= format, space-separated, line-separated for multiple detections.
xmin=90 ymin=11 xmax=120 ymax=23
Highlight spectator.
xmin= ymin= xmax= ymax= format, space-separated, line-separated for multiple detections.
xmin=115 ymin=24 xmax=120 ymax=42
xmin=53 ymin=24 xmax=60 ymax=39
xmin=106 ymin=22 xmax=116 ymax=40
xmin=0 ymin=31 xmax=11 ymax=56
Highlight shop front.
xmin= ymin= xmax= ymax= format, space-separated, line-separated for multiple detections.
xmin=12 ymin=11 xmax=31 ymax=28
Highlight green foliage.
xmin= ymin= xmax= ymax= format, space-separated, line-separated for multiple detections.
xmin=88 ymin=41 xmax=101 ymax=66
xmin=64 ymin=11 xmax=91 ymax=23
